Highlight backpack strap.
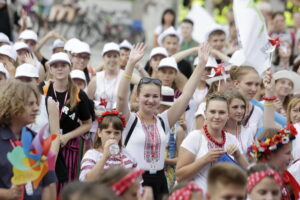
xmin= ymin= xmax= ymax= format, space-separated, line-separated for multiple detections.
xmin=124 ymin=116 xmax=138 ymax=147
xmin=158 ymin=116 xmax=165 ymax=132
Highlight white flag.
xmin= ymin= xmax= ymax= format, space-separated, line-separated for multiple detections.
xmin=230 ymin=0 xmax=271 ymax=75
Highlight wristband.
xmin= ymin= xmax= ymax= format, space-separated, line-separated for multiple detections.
xmin=264 ymin=103 xmax=273 ymax=107
xmin=123 ymin=73 xmax=132 ymax=79
xmin=262 ymin=96 xmax=277 ymax=101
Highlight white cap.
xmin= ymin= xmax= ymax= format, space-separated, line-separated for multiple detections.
xmin=193 ymin=56 xmax=218 ymax=67
xmin=205 ymin=25 xmax=226 ymax=41
xmin=150 ymin=47 xmax=168 ymax=58
xmin=161 ymin=86 xmax=175 ymax=106
xmin=206 ymin=74 xmax=230 ymax=86
xmin=0 ymin=45 xmax=17 ymax=61
xmin=119 ymin=40 xmax=133 ymax=50
xmin=0 ymin=33 xmax=10 ymax=44
xmin=70 ymin=69 xmax=86 ymax=83
xmin=15 ymin=63 xmax=39 ymax=78
xmin=157 ymin=27 xmax=182 ymax=46
xmin=102 ymin=42 xmax=120 ymax=56
xmin=19 ymin=29 xmax=38 ymax=42
xmin=0 ymin=63 xmax=9 ymax=79
xmin=13 ymin=42 xmax=30 ymax=52
xmin=157 ymin=57 xmax=178 ymax=71
xmin=273 ymin=70 xmax=300 ymax=92
xmin=64 ymin=38 xmax=81 ymax=52
xmin=49 ymin=52 xmax=71 ymax=66
xmin=71 ymin=41 xmax=90 ymax=54
xmin=52 ymin=39 xmax=65 ymax=51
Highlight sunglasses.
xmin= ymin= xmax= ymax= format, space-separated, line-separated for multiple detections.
xmin=207 ymin=93 xmax=228 ymax=99
xmin=138 ymin=77 xmax=162 ymax=86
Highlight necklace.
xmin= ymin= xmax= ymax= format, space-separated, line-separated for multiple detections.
xmin=203 ymin=125 xmax=226 ymax=147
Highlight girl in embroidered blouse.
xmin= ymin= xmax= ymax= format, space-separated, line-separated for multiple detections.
xmin=79 ymin=111 xmax=137 ymax=182
xmin=117 ymin=43 xmax=211 ymax=199
xmin=247 ymin=163 xmax=282 ymax=200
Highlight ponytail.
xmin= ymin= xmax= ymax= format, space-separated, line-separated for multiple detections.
xmin=67 ymin=75 xmax=79 ymax=111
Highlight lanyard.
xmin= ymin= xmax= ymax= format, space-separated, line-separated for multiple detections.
xmin=53 ymin=89 xmax=68 ymax=119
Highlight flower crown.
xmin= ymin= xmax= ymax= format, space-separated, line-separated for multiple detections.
xmin=97 ymin=110 xmax=126 ymax=128
xmin=247 ymin=123 xmax=297 ymax=159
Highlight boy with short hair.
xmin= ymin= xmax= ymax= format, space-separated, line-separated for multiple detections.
xmin=206 ymin=163 xmax=247 ymax=200
xmin=206 ymin=28 xmax=227 ymax=63
xmin=180 ymin=19 xmax=198 ymax=65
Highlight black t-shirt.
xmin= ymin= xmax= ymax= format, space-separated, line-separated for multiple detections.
xmin=177 ymin=60 xmax=192 ymax=78
xmin=45 ymin=83 xmax=91 ymax=134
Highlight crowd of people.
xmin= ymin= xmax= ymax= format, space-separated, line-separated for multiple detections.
xmin=2 ymin=1 xmax=300 ymax=200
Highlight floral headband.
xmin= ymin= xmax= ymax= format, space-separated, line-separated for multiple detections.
xmin=247 ymin=169 xmax=283 ymax=193
xmin=168 ymin=182 xmax=202 ymax=200
xmin=247 ymin=123 xmax=297 ymax=159
xmin=97 ymin=110 xmax=126 ymax=128
xmin=111 ymin=169 xmax=144 ymax=196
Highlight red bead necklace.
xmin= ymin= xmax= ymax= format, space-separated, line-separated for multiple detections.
xmin=203 ymin=125 xmax=226 ymax=147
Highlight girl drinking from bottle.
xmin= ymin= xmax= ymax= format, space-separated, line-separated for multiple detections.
xmin=79 ymin=110 xmax=137 ymax=182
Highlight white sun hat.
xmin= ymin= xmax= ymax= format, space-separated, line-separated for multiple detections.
xmin=15 ymin=63 xmax=39 ymax=78
xmin=273 ymin=70 xmax=300 ymax=92
xmin=49 ymin=52 xmax=71 ymax=66
xmin=102 ymin=42 xmax=120 ymax=56
xmin=19 ymin=29 xmax=38 ymax=42
xmin=157 ymin=57 xmax=178 ymax=71
xmin=206 ymin=74 xmax=230 ymax=86
xmin=13 ymin=42 xmax=31 ymax=52
xmin=161 ymin=86 xmax=175 ymax=106
xmin=150 ymin=47 xmax=168 ymax=58
xmin=119 ymin=40 xmax=133 ymax=50
xmin=70 ymin=69 xmax=86 ymax=83
xmin=52 ymin=39 xmax=65 ymax=51
xmin=0 ymin=63 xmax=9 ymax=79
xmin=0 ymin=33 xmax=10 ymax=44
xmin=71 ymin=41 xmax=91 ymax=54
xmin=0 ymin=45 xmax=17 ymax=61
xmin=193 ymin=56 xmax=218 ymax=67
xmin=157 ymin=26 xmax=182 ymax=46
xmin=64 ymin=38 xmax=81 ymax=52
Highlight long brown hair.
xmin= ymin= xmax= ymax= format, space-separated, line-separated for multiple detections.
xmin=67 ymin=75 xmax=79 ymax=111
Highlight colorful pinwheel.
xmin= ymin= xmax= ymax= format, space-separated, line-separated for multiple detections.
xmin=208 ymin=63 xmax=225 ymax=78
xmin=266 ymin=36 xmax=283 ymax=53
xmin=7 ymin=125 xmax=57 ymax=189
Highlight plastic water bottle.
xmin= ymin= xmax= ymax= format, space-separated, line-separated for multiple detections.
xmin=109 ymin=143 xmax=120 ymax=155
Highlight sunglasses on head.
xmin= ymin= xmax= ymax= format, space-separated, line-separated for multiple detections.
xmin=138 ymin=77 xmax=162 ymax=86
xmin=207 ymin=93 xmax=228 ymax=99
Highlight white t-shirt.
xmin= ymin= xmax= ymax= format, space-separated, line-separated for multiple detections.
xmin=192 ymin=88 xmax=208 ymax=107
xmin=181 ymin=130 xmax=242 ymax=192
xmin=122 ymin=111 xmax=170 ymax=171
xmin=288 ymin=159 xmax=300 ymax=185
xmin=227 ymin=126 xmax=255 ymax=155
xmin=79 ymin=148 xmax=137 ymax=181
xmin=29 ymin=95 xmax=49 ymax=136
xmin=292 ymin=123 xmax=300 ymax=160
xmin=244 ymin=105 xmax=263 ymax=139
xmin=94 ymin=70 xmax=124 ymax=110
xmin=194 ymin=102 xmax=206 ymax=118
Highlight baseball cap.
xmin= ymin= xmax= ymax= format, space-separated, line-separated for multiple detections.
xmin=49 ymin=52 xmax=71 ymax=66
xmin=157 ymin=27 xmax=182 ymax=46
xmin=119 ymin=40 xmax=133 ymax=50
xmin=70 ymin=69 xmax=87 ymax=83
xmin=102 ymin=42 xmax=120 ymax=56
xmin=0 ymin=33 xmax=10 ymax=44
xmin=15 ymin=63 xmax=39 ymax=78
xmin=19 ymin=29 xmax=38 ymax=42
xmin=71 ymin=41 xmax=91 ymax=54
xmin=13 ymin=42 xmax=31 ymax=52
xmin=64 ymin=38 xmax=81 ymax=52
xmin=52 ymin=39 xmax=65 ymax=51
xmin=0 ymin=45 xmax=17 ymax=61
xmin=150 ymin=47 xmax=168 ymax=58
xmin=157 ymin=57 xmax=178 ymax=71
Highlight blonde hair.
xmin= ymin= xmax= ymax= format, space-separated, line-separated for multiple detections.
xmin=0 ymin=80 xmax=40 ymax=127
xmin=287 ymin=97 xmax=300 ymax=123
xmin=67 ymin=75 xmax=79 ymax=111
xmin=229 ymin=66 xmax=259 ymax=82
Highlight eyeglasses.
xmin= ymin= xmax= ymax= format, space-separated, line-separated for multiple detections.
xmin=138 ymin=77 xmax=162 ymax=86
xmin=207 ymin=93 xmax=228 ymax=100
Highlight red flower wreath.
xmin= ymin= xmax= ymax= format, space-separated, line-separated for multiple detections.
xmin=96 ymin=110 xmax=126 ymax=128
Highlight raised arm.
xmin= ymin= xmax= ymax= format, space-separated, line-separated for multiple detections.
xmin=263 ymin=69 xmax=282 ymax=129
xmin=167 ymin=43 xmax=210 ymax=127
xmin=117 ymin=43 xmax=146 ymax=121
